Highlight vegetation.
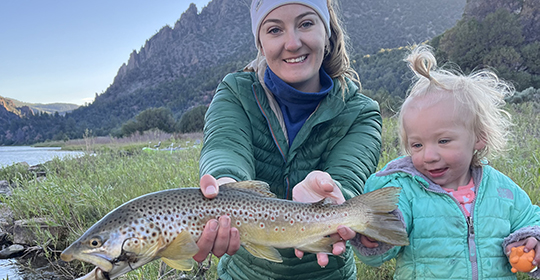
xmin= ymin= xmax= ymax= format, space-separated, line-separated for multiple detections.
xmin=432 ymin=8 xmax=540 ymax=91
xmin=1 ymin=101 xmax=539 ymax=279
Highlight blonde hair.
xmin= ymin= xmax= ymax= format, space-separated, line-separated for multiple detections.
xmin=398 ymin=45 xmax=514 ymax=167
xmin=322 ymin=0 xmax=361 ymax=92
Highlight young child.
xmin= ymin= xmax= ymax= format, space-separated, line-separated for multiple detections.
xmin=353 ymin=45 xmax=540 ymax=279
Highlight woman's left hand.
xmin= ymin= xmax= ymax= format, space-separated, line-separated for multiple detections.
xmin=292 ymin=171 xmax=356 ymax=267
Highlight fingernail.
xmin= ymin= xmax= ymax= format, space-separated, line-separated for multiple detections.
xmin=338 ymin=227 xmax=346 ymax=237
xmin=210 ymin=220 xmax=218 ymax=231
xmin=321 ymin=180 xmax=332 ymax=186
xmin=206 ymin=185 xmax=217 ymax=195
xmin=220 ymin=216 xmax=230 ymax=226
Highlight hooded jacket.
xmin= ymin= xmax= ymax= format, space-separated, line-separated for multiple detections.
xmin=199 ymin=70 xmax=382 ymax=280
xmin=354 ymin=157 xmax=540 ymax=279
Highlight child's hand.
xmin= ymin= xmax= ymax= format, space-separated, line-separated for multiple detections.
xmin=505 ymin=237 xmax=540 ymax=267
xmin=360 ymin=235 xmax=379 ymax=248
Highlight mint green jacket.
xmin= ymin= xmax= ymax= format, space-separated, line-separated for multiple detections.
xmin=355 ymin=157 xmax=540 ymax=280
xmin=199 ymin=71 xmax=382 ymax=280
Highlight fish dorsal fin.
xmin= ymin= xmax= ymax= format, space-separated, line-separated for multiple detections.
xmin=313 ymin=197 xmax=334 ymax=206
xmin=221 ymin=180 xmax=276 ymax=198
xmin=243 ymin=242 xmax=283 ymax=263
xmin=157 ymin=230 xmax=198 ymax=270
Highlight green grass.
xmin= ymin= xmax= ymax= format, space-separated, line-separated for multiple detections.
xmin=1 ymin=102 xmax=539 ymax=279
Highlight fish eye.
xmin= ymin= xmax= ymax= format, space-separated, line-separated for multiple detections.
xmin=89 ymin=237 xmax=102 ymax=247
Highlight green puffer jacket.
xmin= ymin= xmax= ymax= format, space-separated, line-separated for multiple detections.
xmin=355 ymin=157 xmax=540 ymax=280
xmin=199 ymin=70 xmax=382 ymax=280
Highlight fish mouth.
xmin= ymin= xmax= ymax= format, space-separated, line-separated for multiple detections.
xmin=61 ymin=246 xmax=114 ymax=273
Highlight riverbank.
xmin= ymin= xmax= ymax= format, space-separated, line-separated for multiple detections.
xmin=0 ymin=102 xmax=539 ymax=279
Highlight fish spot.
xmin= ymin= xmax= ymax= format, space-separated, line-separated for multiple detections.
xmin=274 ymin=227 xmax=279 ymax=232
xmin=289 ymin=219 xmax=294 ymax=225
xmin=259 ymin=223 xmax=265 ymax=228
xmin=236 ymin=221 xmax=242 ymax=226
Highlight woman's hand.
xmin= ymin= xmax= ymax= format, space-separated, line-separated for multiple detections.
xmin=505 ymin=236 xmax=540 ymax=266
xmin=292 ymin=171 xmax=355 ymax=267
xmin=193 ymin=174 xmax=241 ymax=262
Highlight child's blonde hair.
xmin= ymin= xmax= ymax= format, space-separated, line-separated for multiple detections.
xmin=398 ymin=45 xmax=514 ymax=167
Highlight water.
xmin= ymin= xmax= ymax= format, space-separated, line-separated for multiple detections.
xmin=0 ymin=146 xmax=85 ymax=167
xmin=0 ymin=146 xmax=84 ymax=279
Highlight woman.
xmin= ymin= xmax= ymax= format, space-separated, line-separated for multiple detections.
xmin=196 ymin=0 xmax=382 ymax=279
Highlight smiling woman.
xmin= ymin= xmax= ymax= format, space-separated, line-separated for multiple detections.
xmin=195 ymin=0 xmax=384 ymax=279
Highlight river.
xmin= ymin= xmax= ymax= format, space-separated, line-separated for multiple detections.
xmin=1 ymin=146 xmax=84 ymax=280
xmin=0 ymin=146 xmax=85 ymax=167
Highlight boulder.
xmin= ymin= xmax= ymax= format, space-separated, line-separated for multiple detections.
xmin=13 ymin=218 xmax=68 ymax=248
xmin=0 ymin=244 xmax=25 ymax=259
xmin=0 ymin=180 xmax=11 ymax=196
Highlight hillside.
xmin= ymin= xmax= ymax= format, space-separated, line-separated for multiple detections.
xmin=102 ymin=0 xmax=466 ymax=102
xmin=65 ymin=0 xmax=465 ymax=136
xmin=1 ymin=0 xmax=487 ymax=145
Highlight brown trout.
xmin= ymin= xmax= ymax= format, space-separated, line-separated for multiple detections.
xmin=61 ymin=181 xmax=408 ymax=279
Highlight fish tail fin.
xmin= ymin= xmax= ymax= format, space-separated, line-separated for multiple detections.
xmin=348 ymin=187 xmax=409 ymax=246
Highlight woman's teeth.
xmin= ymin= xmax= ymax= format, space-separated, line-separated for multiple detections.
xmin=285 ymin=56 xmax=306 ymax=63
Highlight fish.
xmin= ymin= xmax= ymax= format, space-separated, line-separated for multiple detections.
xmin=60 ymin=181 xmax=408 ymax=279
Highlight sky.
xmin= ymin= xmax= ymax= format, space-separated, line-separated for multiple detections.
xmin=0 ymin=0 xmax=212 ymax=106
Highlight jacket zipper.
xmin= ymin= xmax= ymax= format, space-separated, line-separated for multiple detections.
xmin=425 ymin=185 xmax=478 ymax=279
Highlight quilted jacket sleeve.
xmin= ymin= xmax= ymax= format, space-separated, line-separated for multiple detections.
xmin=199 ymin=73 xmax=256 ymax=181
xmin=325 ymin=93 xmax=382 ymax=199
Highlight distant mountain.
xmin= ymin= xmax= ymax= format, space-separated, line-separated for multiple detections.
xmin=10 ymin=99 xmax=79 ymax=116
xmin=0 ymin=96 xmax=78 ymax=116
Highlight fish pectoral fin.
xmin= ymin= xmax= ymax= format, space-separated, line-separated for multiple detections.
xmin=243 ymin=242 xmax=283 ymax=263
xmin=158 ymin=230 xmax=199 ymax=260
xmin=161 ymin=257 xmax=194 ymax=271
xmin=158 ymin=231 xmax=198 ymax=271
xmin=296 ymin=237 xmax=334 ymax=254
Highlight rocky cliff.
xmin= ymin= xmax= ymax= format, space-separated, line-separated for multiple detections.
xmin=102 ymin=0 xmax=466 ymax=102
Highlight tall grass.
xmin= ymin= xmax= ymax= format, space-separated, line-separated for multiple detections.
xmin=1 ymin=102 xmax=539 ymax=279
